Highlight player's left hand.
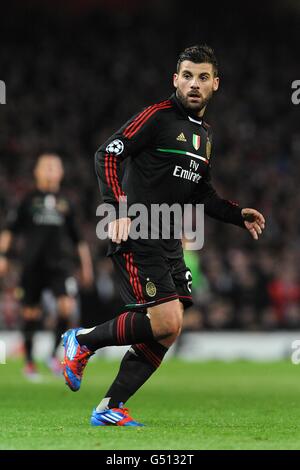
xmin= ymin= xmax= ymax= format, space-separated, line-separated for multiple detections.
xmin=241 ymin=208 xmax=265 ymax=240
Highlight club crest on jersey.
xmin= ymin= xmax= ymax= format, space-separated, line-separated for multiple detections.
xmin=106 ymin=139 xmax=124 ymax=155
xmin=146 ymin=281 xmax=156 ymax=297
xmin=192 ymin=134 xmax=201 ymax=151
xmin=206 ymin=136 xmax=212 ymax=160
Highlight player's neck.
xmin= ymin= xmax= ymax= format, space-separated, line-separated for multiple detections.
xmin=36 ymin=182 xmax=60 ymax=193
xmin=197 ymin=106 xmax=206 ymax=118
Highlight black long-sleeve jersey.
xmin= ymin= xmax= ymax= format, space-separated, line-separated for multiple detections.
xmin=6 ymin=189 xmax=82 ymax=270
xmin=95 ymin=93 xmax=245 ymax=257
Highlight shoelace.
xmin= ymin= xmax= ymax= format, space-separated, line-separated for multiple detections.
xmin=112 ymin=407 xmax=130 ymax=416
xmin=76 ymin=351 xmax=92 ymax=376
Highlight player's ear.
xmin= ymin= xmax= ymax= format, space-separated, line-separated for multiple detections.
xmin=59 ymin=164 xmax=65 ymax=180
xmin=56 ymin=158 xmax=64 ymax=181
xmin=173 ymin=73 xmax=178 ymax=89
xmin=213 ymin=76 xmax=219 ymax=92
xmin=33 ymin=163 xmax=40 ymax=180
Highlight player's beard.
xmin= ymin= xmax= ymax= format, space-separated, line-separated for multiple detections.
xmin=176 ymin=88 xmax=213 ymax=114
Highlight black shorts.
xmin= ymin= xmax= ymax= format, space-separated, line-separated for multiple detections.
xmin=20 ymin=266 xmax=78 ymax=307
xmin=111 ymin=251 xmax=193 ymax=313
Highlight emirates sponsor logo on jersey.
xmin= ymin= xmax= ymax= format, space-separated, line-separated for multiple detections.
xmin=173 ymin=158 xmax=202 ymax=184
xmin=173 ymin=165 xmax=202 ymax=183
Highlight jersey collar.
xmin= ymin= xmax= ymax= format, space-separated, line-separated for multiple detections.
xmin=188 ymin=115 xmax=203 ymax=125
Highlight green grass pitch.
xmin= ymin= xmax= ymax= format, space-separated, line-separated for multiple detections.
xmin=1 ymin=358 xmax=300 ymax=450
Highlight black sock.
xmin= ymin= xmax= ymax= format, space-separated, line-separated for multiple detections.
xmin=99 ymin=340 xmax=168 ymax=409
xmin=76 ymin=311 xmax=154 ymax=351
xmin=53 ymin=317 xmax=69 ymax=357
xmin=23 ymin=319 xmax=39 ymax=364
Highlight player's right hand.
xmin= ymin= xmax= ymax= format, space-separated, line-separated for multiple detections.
xmin=108 ymin=217 xmax=131 ymax=244
xmin=0 ymin=256 xmax=9 ymax=277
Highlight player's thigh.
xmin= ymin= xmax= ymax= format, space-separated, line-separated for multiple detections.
xmin=20 ymin=268 xmax=44 ymax=319
xmin=111 ymin=251 xmax=179 ymax=313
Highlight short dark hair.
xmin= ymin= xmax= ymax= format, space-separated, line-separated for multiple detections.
xmin=177 ymin=45 xmax=218 ymax=76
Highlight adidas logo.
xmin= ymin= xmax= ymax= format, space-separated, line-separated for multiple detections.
xmin=176 ymin=132 xmax=187 ymax=142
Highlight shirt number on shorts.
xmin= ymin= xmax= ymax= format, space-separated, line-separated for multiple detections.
xmin=185 ymin=270 xmax=192 ymax=293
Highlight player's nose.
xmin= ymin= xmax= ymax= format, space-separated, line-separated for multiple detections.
xmin=190 ymin=82 xmax=200 ymax=89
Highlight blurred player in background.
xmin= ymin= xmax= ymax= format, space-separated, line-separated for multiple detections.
xmin=0 ymin=154 xmax=94 ymax=380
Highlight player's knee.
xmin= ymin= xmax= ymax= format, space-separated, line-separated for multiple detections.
xmin=164 ymin=315 xmax=182 ymax=337
xmin=22 ymin=306 xmax=40 ymax=320
xmin=57 ymin=296 xmax=75 ymax=318
xmin=151 ymin=301 xmax=183 ymax=339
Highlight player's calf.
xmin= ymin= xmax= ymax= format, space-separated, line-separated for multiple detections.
xmin=75 ymin=311 xmax=155 ymax=351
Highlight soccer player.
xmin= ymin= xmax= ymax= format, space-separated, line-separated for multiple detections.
xmin=0 ymin=153 xmax=94 ymax=379
xmin=62 ymin=45 xmax=265 ymax=426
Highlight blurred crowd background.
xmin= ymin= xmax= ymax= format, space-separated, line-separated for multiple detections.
xmin=0 ymin=0 xmax=299 ymax=331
